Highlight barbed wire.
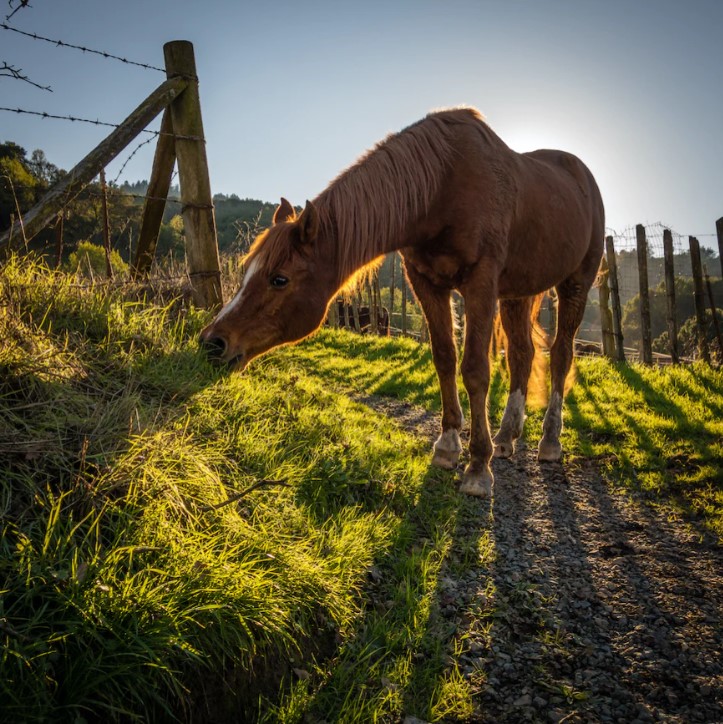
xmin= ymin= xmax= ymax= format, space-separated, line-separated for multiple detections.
xmin=1 ymin=22 xmax=165 ymax=73
xmin=0 ymin=60 xmax=51 ymax=91
xmin=110 ymin=135 xmax=159 ymax=186
xmin=0 ymin=105 xmax=204 ymax=142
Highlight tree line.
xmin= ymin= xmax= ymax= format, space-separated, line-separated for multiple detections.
xmin=0 ymin=141 xmax=277 ymax=266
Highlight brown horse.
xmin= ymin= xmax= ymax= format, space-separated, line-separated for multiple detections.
xmin=200 ymin=107 xmax=604 ymax=498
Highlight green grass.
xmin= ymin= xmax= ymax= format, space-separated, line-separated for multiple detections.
xmin=563 ymin=360 xmax=723 ymax=533
xmin=1 ymin=257 xmax=721 ymax=722
xmin=300 ymin=328 xmax=722 ymax=538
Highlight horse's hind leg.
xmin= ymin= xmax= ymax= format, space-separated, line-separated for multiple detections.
xmin=493 ymin=297 xmax=535 ymax=458
xmin=538 ymin=277 xmax=588 ymax=461
xmin=403 ymin=263 xmax=464 ymax=469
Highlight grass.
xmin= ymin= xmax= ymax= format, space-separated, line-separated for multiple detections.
xmin=0 ymin=257 xmax=474 ymax=721
xmin=299 ymin=328 xmax=723 ymax=539
xmin=1 ymin=256 xmax=721 ymax=721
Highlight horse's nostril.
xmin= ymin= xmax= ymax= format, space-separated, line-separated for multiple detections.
xmin=201 ymin=335 xmax=227 ymax=359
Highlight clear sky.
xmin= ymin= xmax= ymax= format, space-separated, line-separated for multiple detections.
xmin=2 ymin=0 xmax=722 ymax=249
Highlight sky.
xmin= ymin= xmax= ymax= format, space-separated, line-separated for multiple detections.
xmin=2 ymin=0 xmax=722 ymax=251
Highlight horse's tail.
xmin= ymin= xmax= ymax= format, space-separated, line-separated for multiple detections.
xmin=494 ymin=292 xmax=550 ymax=409
xmin=528 ymin=292 xmax=550 ymax=409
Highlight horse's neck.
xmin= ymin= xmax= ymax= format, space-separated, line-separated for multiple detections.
xmin=318 ymin=198 xmax=399 ymax=288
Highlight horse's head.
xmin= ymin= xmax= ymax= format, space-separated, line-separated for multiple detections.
xmin=200 ymin=198 xmax=333 ymax=369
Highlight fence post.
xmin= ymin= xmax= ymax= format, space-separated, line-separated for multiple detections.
xmin=598 ymin=256 xmax=615 ymax=358
xmin=636 ymin=224 xmax=653 ymax=364
xmin=547 ymin=289 xmax=557 ymax=338
xmin=54 ymin=211 xmax=64 ymax=268
xmin=99 ymin=169 xmax=113 ymax=279
xmin=389 ymin=253 xmax=396 ymax=329
xmin=328 ymin=298 xmax=339 ymax=328
xmin=372 ymin=275 xmax=381 ymax=334
xmin=132 ymin=108 xmax=177 ymax=277
xmin=164 ymin=40 xmax=222 ymax=310
xmin=716 ymin=216 xmax=723 ymax=279
xmin=689 ymin=236 xmax=710 ymax=363
xmin=703 ymin=265 xmax=722 ymax=363
xmin=352 ymin=294 xmax=361 ymax=333
xmin=401 ymin=272 xmax=408 ymax=336
xmin=605 ymin=236 xmax=625 ymax=362
xmin=662 ymin=229 xmax=679 ymax=363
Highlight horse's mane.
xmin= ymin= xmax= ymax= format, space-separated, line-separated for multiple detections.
xmin=246 ymin=107 xmax=486 ymax=283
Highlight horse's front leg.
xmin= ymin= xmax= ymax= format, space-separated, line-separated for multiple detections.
xmin=459 ymin=271 xmax=498 ymax=498
xmin=404 ymin=263 xmax=464 ymax=470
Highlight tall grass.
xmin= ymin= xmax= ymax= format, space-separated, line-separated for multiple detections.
xmin=0 ymin=257 xmax=440 ymax=721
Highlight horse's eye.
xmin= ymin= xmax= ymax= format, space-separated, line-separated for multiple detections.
xmin=270 ymin=275 xmax=289 ymax=289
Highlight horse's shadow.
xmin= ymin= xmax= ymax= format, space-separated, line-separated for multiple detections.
xmin=294 ymin=434 xmax=722 ymax=723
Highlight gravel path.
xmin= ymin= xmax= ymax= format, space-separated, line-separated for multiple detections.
xmin=357 ymin=396 xmax=723 ymax=723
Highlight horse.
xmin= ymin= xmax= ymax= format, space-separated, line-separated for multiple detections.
xmin=200 ymin=107 xmax=604 ymax=498
xmin=333 ymin=301 xmax=390 ymax=335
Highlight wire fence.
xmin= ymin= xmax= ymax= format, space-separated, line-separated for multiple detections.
xmin=2 ymin=21 xmax=721 ymax=361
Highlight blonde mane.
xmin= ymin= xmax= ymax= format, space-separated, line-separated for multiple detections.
xmin=246 ymin=107 xmax=485 ymax=285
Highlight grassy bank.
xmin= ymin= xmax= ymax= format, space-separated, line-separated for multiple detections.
xmin=0 ymin=258 xmax=454 ymax=720
xmin=1 ymin=258 xmax=720 ymax=721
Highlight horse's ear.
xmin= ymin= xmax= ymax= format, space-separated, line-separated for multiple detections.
xmin=298 ymin=200 xmax=319 ymax=244
xmin=273 ymin=197 xmax=295 ymax=225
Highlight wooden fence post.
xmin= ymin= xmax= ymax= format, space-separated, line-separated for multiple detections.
xmin=389 ymin=252 xmax=396 ymax=329
xmin=689 ymin=235 xmax=710 ymax=363
xmin=372 ymin=274 xmax=381 ymax=334
xmin=605 ymin=236 xmax=625 ymax=362
xmin=703 ymin=265 xmax=722 ymax=363
xmin=662 ymin=229 xmax=680 ymax=363
xmin=547 ymin=289 xmax=557 ymax=338
xmin=597 ymin=256 xmax=615 ymax=358
xmin=401 ymin=272 xmax=408 ymax=336
xmin=164 ymin=40 xmax=222 ymax=310
xmin=132 ymin=108 xmax=177 ymax=276
xmin=328 ymin=298 xmax=339 ymax=328
xmin=54 ymin=211 xmax=64 ymax=268
xmin=99 ymin=169 xmax=113 ymax=280
xmin=352 ymin=294 xmax=361 ymax=333
xmin=636 ymin=224 xmax=653 ymax=364
xmin=716 ymin=216 xmax=723 ymax=279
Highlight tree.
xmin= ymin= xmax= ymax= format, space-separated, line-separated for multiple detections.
xmin=0 ymin=143 xmax=40 ymax=230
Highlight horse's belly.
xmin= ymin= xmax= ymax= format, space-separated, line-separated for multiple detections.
xmin=498 ymin=235 xmax=590 ymax=297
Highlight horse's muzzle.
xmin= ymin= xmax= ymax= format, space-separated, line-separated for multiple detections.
xmin=200 ymin=335 xmax=227 ymax=361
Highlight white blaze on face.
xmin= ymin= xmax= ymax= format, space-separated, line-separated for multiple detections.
xmin=215 ymin=258 xmax=260 ymax=323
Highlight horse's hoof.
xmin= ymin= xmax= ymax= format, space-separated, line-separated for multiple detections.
xmin=493 ymin=439 xmax=515 ymax=458
xmin=432 ymin=429 xmax=462 ymax=470
xmin=432 ymin=450 xmax=459 ymax=469
xmin=459 ymin=467 xmax=493 ymax=498
xmin=537 ymin=438 xmax=563 ymax=462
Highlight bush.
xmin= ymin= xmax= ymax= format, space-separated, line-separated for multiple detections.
xmin=66 ymin=241 xmax=128 ymax=278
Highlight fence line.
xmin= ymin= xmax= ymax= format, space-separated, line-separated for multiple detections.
xmin=1 ymin=22 xmax=166 ymax=73
xmin=601 ymin=221 xmax=722 ymax=366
